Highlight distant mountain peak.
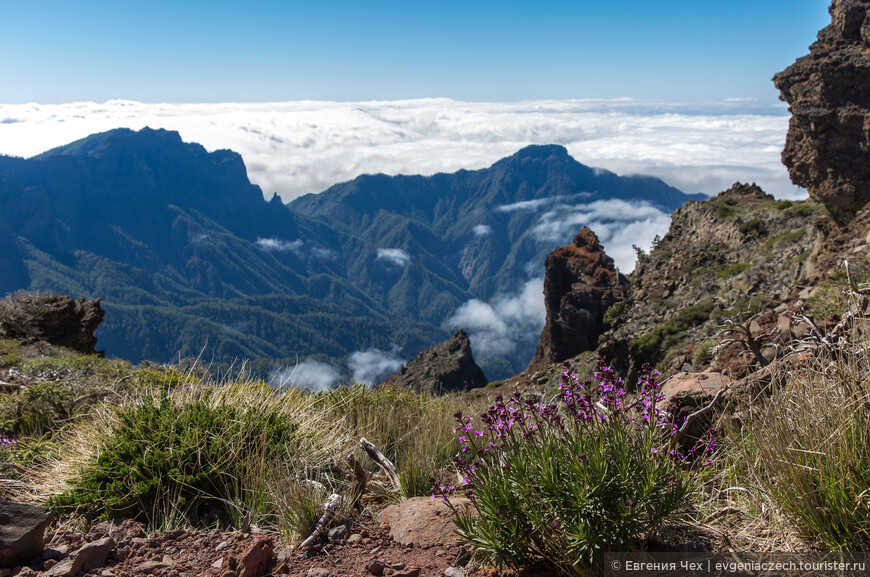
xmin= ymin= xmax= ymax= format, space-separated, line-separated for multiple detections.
xmin=35 ymin=127 xmax=186 ymax=160
xmin=511 ymin=144 xmax=570 ymax=160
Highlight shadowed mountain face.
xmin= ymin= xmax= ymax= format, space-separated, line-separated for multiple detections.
xmin=0 ymin=129 xmax=703 ymax=381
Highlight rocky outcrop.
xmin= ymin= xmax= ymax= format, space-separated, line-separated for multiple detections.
xmin=0 ymin=294 xmax=104 ymax=355
xmin=593 ymin=184 xmax=821 ymax=383
xmin=383 ymin=330 xmax=487 ymax=394
xmin=774 ymin=0 xmax=870 ymax=223
xmin=529 ymin=227 xmax=629 ymax=369
xmin=0 ymin=499 xmax=53 ymax=569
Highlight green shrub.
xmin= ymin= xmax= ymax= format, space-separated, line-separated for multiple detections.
xmin=762 ymin=229 xmax=805 ymax=250
xmin=789 ymin=203 xmax=815 ymax=217
xmin=49 ymin=389 xmax=301 ymax=526
xmin=485 ymin=380 xmax=503 ymax=390
xmin=603 ymin=301 xmax=630 ymax=329
xmin=714 ymin=203 xmax=736 ymax=219
xmin=738 ymin=218 xmax=766 ymax=236
xmin=437 ymin=364 xmax=699 ymax=574
xmin=633 ymin=301 xmax=715 ymax=357
xmin=775 ymin=200 xmax=793 ymax=210
xmin=0 ymin=340 xmax=22 ymax=367
xmin=717 ymin=262 xmax=752 ymax=278
xmin=692 ymin=340 xmax=717 ymax=366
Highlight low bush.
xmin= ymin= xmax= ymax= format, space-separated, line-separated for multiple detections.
xmin=633 ymin=301 xmax=715 ymax=358
xmin=738 ymin=218 xmax=766 ymax=236
xmin=48 ymin=386 xmax=305 ymax=527
xmin=717 ymin=262 xmax=752 ymax=278
xmin=436 ymin=363 xmax=703 ymax=575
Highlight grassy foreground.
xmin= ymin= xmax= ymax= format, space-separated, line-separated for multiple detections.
xmin=2 ymin=310 xmax=870 ymax=574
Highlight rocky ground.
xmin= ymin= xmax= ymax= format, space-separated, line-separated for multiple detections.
xmin=3 ymin=498 xmax=535 ymax=577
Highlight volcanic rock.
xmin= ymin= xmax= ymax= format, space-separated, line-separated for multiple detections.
xmin=382 ymin=330 xmax=487 ymax=394
xmin=378 ymin=497 xmax=470 ymax=546
xmin=0 ymin=499 xmax=53 ymax=569
xmin=0 ymin=294 xmax=104 ymax=355
xmin=529 ymin=226 xmax=629 ymax=368
xmin=774 ymin=0 xmax=870 ymax=223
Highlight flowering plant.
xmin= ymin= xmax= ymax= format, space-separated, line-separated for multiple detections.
xmin=432 ymin=362 xmax=710 ymax=575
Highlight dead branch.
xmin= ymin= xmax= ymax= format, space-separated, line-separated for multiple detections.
xmin=346 ymin=453 xmax=368 ymax=509
xmin=714 ymin=313 xmax=774 ymax=368
xmin=360 ymin=438 xmax=401 ymax=492
xmin=702 ymin=506 xmax=745 ymax=524
xmin=298 ymin=492 xmax=343 ymax=550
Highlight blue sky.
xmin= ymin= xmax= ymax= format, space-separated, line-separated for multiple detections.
xmin=2 ymin=0 xmax=830 ymax=103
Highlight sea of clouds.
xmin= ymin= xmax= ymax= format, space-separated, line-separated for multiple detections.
xmin=0 ymin=98 xmax=805 ymax=389
xmin=0 ymin=98 xmax=802 ymax=202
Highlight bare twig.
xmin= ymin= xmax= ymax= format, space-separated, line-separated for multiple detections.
xmin=702 ymin=506 xmax=745 ymax=524
xmin=298 ymin=492 xmax=343 ymax=550
xmin=346 ymin=453 xmax=368 ymax=508
xmin=668 ymin=380 xmax=734 ymax=448
xmin=360 ymin=438 xmax=401 ymax=492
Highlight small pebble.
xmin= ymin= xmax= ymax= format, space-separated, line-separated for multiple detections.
xmin=445 ymin=568 xmax=465 ymax=577
xmin=367 ymin=559 xmax=387 ymax=576
xmin=215 ymin=541 xmax=230 ymax=552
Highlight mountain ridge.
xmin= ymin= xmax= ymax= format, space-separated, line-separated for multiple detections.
xmin=0 ymin=129 xmax=704 ymax=381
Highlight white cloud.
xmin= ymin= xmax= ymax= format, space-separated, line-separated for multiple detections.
xmin=271 ymin=360 xmax=341 ymax=392
xmin=526 ymin=198 xmax=672 ymax=271
xmin=376 ymin=248 xmax=410 ymax=267
xmin=0 ymin=99 xmax=803 ymax=202
xmin=472 ymin=224 xmax=492 ymax=237
xmin=348 ymin=346 xmax=405 ymax=386
xmin=256 ymin=237 xmax=335 ymax=259
xmin=496 ymin=198 xmax=551 ymax=213
xmin=446 ymin=278 xmax=546 ymax=358
xmin=256 ymin=237 xmax=304 ymax=252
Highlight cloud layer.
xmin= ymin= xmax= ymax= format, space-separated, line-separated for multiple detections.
xmin=447 ymin=278 xmax=547 ymax=359
xmin=271 ymin=360 xmax=341 ymax=392
xmin=348 ymin=347 xmax=405 ymax=386
xmin=0 ymin=99 xmax=802 ymax=201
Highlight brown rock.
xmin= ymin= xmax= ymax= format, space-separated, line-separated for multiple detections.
xmin=46 ymin=537 xmax=114 ymax=577
xmin=378 ymin=497 xmax=471 ymax=547
xmin=367 ymin=559 xmax=387 ymax=576
xmin=236 ymin=536 xmax=273 ymax=577
xmin=0 ymin=498 xmax=53 ymax=569
xmin=382 ymin=330 xmax=487 ymax=394
xmin=774 ymin=0 xmax=870 ymax=223
xmin=0 ymin=294 xmax=104 ymax=355
xmin=530 ymin=226 xmax=629 ymax=368
xmin=661 ymin=372 xmax=732 ymax=440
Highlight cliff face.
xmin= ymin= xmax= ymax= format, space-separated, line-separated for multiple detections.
xmin=382 ymin=330 xmax=488 ymax=394
xmin=529 ymin=227 xmax=628 ymax=369
xmin=774 ymin=0 xmax=870 ymax=223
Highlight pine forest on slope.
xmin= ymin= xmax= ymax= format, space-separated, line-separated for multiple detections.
xmin=0 ymin=127 xmax=703 ymax=381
